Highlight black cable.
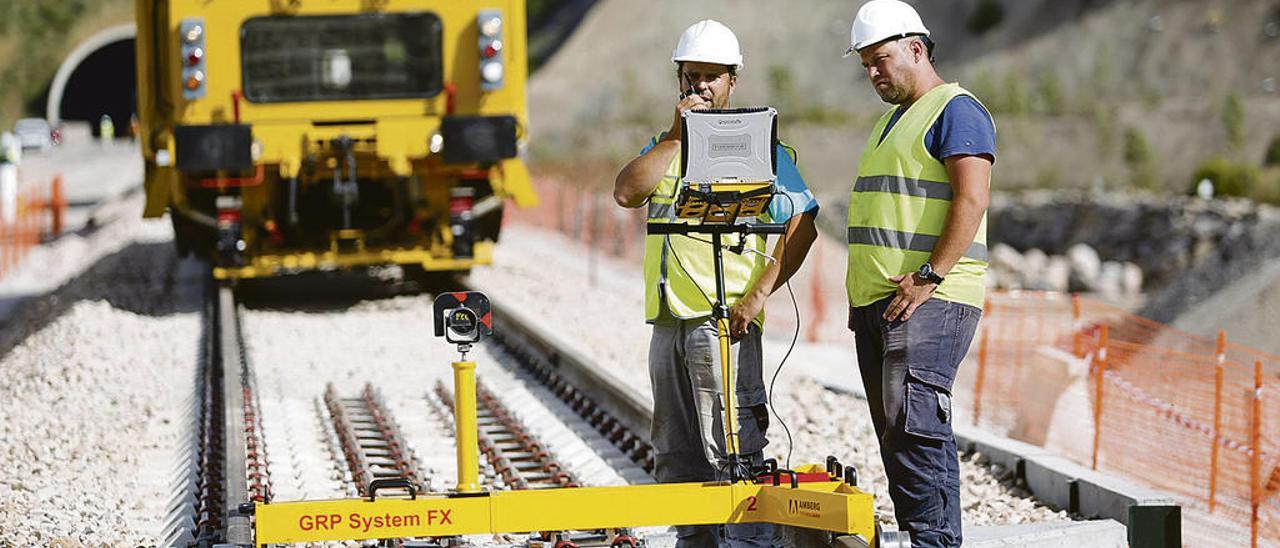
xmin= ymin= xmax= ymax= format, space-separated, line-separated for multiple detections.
xmin=663 ymin=190 xmax=806 ymax=472
xmin=767 ymin=192 xmax=802 ymax=471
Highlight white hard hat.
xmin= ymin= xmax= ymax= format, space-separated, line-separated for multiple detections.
xmin=672 ymin=19 xmax=744 ymax=70
xmin=844 ymin=0 xmax=930 ymax=57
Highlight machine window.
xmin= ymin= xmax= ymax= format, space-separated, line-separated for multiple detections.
xmin=241 ymin=13 xmax=443 ymax=103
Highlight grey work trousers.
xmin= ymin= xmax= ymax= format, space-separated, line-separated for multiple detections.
xmin=649 ymin=313 xmax=774 ymax=548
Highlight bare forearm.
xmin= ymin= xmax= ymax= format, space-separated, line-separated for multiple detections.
xmin=930 ymin=155 xmax=991 ymax=275
xmin=928 ymin=192 xmax=986 ymax=274
xmin=613 ymin=138 xmax=679 ymax=208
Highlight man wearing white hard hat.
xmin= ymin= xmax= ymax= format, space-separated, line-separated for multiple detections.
xmin=843 ymin=1 xmax=996 ymax=546
xmin=613 ymin=19 xmax=819 ymax=548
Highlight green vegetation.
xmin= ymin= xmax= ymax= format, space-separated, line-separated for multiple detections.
xmin=967 ymin=0 xmax=1005 ymax=36
xmin=0 ymin=2 xmax=88 ymax=35
xmin=1037 ymin=72 xmax=1066 ymax=115
xmin=1222 ymin=94 xmax=1245 ymax=153
xmin=526 ymin=0 xmax=564 ymax=23
xmin=1123 ymin=127 xmax=1159 ymax=190
xmin=767 ymin=64 xmax=798 ymax=115
xmin=1265 ymin=135 xmax=1280 ymax=167
xmin=1001 ymin=72 xmax=1031 ymax=115
xmin=1035 ymin=162 xmax=1062 ymax=188
xmin=967 ymin=69 xmax=999 ymax=110
xmin=0 ymin=0 xmax=130 ymax=127
xmin=765 ymin=63 xmax=852 ymax=126
xmin=1089 ymin=43 xmax=1116 ymax=107
xmin=1092 ymin=104 xmax=1117 ymax=162
xmin=965 ymin=68 xmax=1036 ymax=115
xmin=618 ymin=68 xmax=653 ymax=126
xmin=1192 ymin=157 xmax=1263 ymax=198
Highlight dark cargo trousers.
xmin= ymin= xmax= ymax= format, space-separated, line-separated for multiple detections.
xmin=649 ymin=314 xmax=774 ymax=548
xmin=849 ymin=296 xmax=981 ymax=548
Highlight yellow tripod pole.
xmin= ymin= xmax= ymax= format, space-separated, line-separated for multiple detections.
xmin=452 ymin=359 xmax=481 ymax=493
xmin=716 ymin=317 xmax=741 ymax=458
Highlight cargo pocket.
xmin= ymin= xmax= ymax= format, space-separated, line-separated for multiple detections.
xmin=734 ymin=323 xmax=767 ymax=407
xmin=903 ymin=373 xmax=953 ymax=441
xmin=737 ymin=404 xmax=770 ymax=455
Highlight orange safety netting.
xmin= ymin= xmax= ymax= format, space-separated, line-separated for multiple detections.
xmin=505 ymin=177 xmax=648 ymax=261
xmin=970 ymin=291 xmax=1279 ymax=547
xmin=0 ymin=174 xmax=64 ymax=281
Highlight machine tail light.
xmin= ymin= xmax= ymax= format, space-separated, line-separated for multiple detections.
xmin=477 ymin=11 xmax=504 ymax=91
xmin=180 ymin=18 xmax=207 ymax=99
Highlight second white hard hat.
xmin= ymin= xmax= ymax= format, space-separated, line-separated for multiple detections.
xmin=844 ymin=0 xmax=930 ymax=57
xmin=672 ymin=19 xmax=744 ymax=70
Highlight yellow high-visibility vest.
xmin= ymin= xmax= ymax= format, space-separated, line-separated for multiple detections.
xmin=642 ymin=135 xmax=797 ymax=323
xmin=846 ymin=83 xmax=990 ymax=310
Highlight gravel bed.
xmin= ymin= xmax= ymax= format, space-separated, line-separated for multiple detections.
xmin=472 ymin=224 xmax=1069 ymax=527
xmin=0 ymin=193 xmax=205 ymax=546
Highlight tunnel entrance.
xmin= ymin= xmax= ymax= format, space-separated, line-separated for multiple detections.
xmin=58 ymin=38 xmax=136 ymax=137
xmin=44 ymin=24 xmax=138 ymax=138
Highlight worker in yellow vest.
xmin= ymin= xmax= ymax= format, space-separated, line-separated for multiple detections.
xmin=613 ymin=19 xmax=819 ymax=548
xmin=844 ymin=1 xmax=996 ymax=547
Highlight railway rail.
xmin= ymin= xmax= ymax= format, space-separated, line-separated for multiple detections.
xmin=324 ymin=383 xmax=428 ymax=498
xmin=171 ymin=279 xmax=663 ymax=547
xmin=481 ymin=298 xmax=657 ymax=476
xmin=434 ymin=380 xmax=579 ymax=490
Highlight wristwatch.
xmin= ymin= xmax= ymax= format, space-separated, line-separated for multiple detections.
xmin=917 ymin=262 xmax=945 ymax=285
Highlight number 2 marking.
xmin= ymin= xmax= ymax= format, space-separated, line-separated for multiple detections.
xmin=746 ymin=496 xmax=758 ymax=511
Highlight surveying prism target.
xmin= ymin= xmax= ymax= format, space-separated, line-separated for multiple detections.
xmin=433 ymin=292 xmax=492 ymax=345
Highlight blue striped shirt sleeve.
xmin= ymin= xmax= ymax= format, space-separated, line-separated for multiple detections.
xmin=639 ymin=137 xmax=658 ymax=156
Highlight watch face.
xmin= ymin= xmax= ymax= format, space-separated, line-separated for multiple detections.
xmin=919 ymin=263 xmax=941 ymax=283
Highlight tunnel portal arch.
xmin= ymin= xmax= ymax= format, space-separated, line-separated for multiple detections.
xmin=46 ymin=23 xmax=137 ymax=131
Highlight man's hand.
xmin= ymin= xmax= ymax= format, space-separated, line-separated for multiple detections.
xmin=728 ymin=290 xmax=765 ymax=340
xmin=883 ymin=272 xmax=936 ymax=322
xmin=666 ymin=92 xmax=710 ymax=139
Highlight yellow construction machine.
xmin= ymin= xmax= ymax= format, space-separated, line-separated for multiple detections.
xmin=134 ymin=0 xmax=537 ymax=279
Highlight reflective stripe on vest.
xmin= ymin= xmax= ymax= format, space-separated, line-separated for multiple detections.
xmin=647 ymin=201 xmax=676 ymax=220
xmin=846 ymin=83 xmax=991 ymax=310
xmin=853 ymin=174 xmax=954 ymax=201
xmin=846 ymin=227 xmax=988 ymax=262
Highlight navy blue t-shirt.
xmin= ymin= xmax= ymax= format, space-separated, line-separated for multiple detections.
xmin=879 ymin=95 xmax=997 ymax=163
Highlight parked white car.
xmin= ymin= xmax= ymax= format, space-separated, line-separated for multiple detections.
xmin=13 ymin=118 xmax=54 ymax=151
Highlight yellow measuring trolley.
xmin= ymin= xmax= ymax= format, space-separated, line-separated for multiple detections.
xmin=255 ymin=474 xmax=875 ymax=544
xmin=253 ymin=108 xmax=878 ymax=545
xmin=251 ymin=288 xmax=877 ymax=545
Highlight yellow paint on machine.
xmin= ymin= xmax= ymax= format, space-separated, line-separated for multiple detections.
xmin=254 ymin=480 xmax=876 ymax=544
xmin=211 ymin=241 xmax=494 ymax=279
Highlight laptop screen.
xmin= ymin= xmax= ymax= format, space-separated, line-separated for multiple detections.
xmin=680 ymin=107 xmax=778 ymax=184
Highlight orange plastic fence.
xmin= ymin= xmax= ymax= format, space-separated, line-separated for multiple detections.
xmin=505 ymin=177 xmax=648 ymax=261
xmin=973 ymin=291 xmax=1278 ymax=547
xmin=0 ymin=174 xmax=65 ymax=281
